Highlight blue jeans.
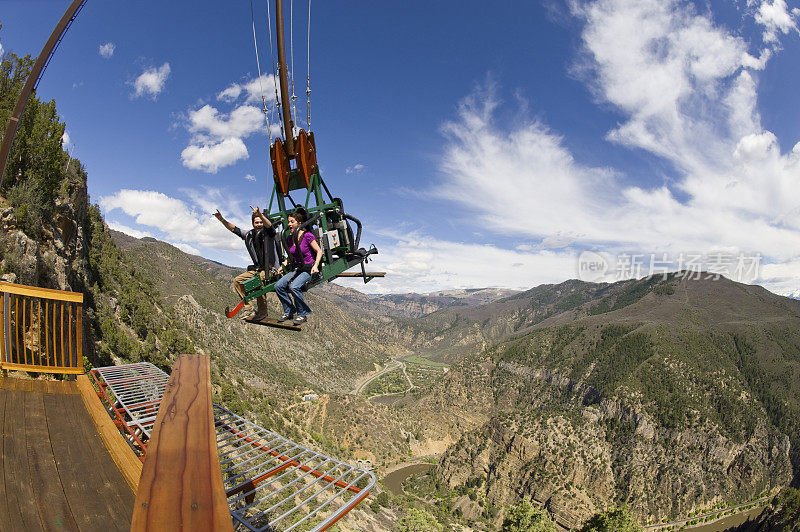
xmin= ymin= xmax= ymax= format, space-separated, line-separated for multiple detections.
xmin=274 ymin=270 xmax=312 ymax=317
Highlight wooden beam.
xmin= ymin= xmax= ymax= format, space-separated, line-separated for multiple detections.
xmin=76 ymin=374 xmax=142 ymax=491
xmin=131 ymin=355 xmax=232 ymax=531
xmin=0 ymin=281 xmax=83 ymax=303
xmin=335 ymin=272 xmax=386 ymax=278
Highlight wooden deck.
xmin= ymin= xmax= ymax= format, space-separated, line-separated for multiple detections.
xmin=0 ymin=376 xmax=134 ymax=531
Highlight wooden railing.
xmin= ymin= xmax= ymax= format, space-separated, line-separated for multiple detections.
xmin=131 ymin=354 xmax=232 ymax=531
xmin=0 ymin=281 xmax=83 ymax=374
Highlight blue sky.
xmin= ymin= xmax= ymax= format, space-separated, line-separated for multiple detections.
xmin=2 ymin=0 xmax=800 ymax=296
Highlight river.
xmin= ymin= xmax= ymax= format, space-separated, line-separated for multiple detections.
xmin=683 ymin=504 xmax=766 ymax=532
xmin=383 ymin=463 xmax=434 ymax=497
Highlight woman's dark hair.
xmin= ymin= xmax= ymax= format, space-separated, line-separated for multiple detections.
xmin=288 ymin=210 xmax=306 ymax=224
xmin=251 ymin=211 xmax=260 ymax=224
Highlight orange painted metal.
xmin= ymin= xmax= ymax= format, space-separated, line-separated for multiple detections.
xmin=270 ymin=137 xmax=291 ymax=195
xmin=318 ymin=488 xmax=372 ymax=532
xmin=295 ymin=129 xmax=317 ymax=188
xmin=217 ymin=419 xmax=363 ymax=495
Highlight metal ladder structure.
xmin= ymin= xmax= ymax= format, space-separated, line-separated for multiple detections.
xmin=92 ymin=362 xmax=375 ymax=531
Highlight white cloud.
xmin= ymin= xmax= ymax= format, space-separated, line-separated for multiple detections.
xmin=107 ymin=221 xmax=153 ymax=240
xmin=173 ymin=242 xmax=201 ymax=255
xmin=181 ymin=138 xmax=249 ymax=173
xmin=346 ymin=164 xmax=366 ymax=174
xmin=337 ymin=231 xmax=577 ymax=294
xmin=757 ymin=259 xmax=800 ymax=297
xmin=754 ymin=0 xmax=800 ymax=43
xmin=244 ymin=174 xmax=256 ymax=182
xmin=61 ymin=131 xmax=71 ymax=149
xmin=217 ymin=74 xmax=280 ymax=105
xmin=0 ymin=43 xmax=4 ymax=59
xmin=132 ymin=63 xmax=171 ymax=100
xmin=426 ymin=0 xmax=800 ymax=295
xmin=100 ymin=189 xmax=247 ymax=254
xmin=98 ymin=42 xmax=115 ymax=59
xmin=187 ymin=104 xmax=264 ymax=142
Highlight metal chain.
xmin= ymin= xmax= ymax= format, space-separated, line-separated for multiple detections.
xmin=266 ymin=0 xmax=284 ymax=139
xmin=250 ymin=0 xmax=272 ymax=145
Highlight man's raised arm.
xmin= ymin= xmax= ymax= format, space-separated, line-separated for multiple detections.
xmin=214 ymin=209 xmax=236 ymax=232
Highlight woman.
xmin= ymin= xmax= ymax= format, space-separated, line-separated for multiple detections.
xmin=275 ymin=210 xmax=324 ymax=325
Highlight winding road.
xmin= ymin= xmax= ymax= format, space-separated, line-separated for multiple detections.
xmin=351 ymin=360 xmax=402 ymax=395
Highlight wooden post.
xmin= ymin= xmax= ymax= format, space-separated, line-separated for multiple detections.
xmin=131 ymin=354 xmax=232 ymax=531
xmin=45 ymin=300 xmax=50 ymax=367
xmin=76 ymin=303 xmax=82 ymax=370
xmin=36 ymin=299 xmax=41 ymax=367
xmin=0 ymin=292 xmax=6 ymax=375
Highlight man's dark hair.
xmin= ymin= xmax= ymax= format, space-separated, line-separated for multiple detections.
xmin=251 ymin=211 xmax=259 ymax=224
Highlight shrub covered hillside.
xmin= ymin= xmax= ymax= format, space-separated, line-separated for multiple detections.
xmin=0 ymin=52 xmax=193 ymax=371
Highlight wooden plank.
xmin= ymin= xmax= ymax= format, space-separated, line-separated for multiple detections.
xmin=131 ymin=354 xmax=232 ymax=532
xmin=245 ymin=316 xmax=302 ymax=331
xmin=45 ymin=380 xmax=59 ymax=395
xmin=0 ymin=388 xmax=10 ymax=530
xmin=76 ymin=305 xmax=82 ymax=367
xmin=14 ymin=295 xmax=20 ymax=366
xmin=336 ymin=271 xmax=386 ymax=277
xmin=0 ymin=362 xmax=83 ymax=375
xmin=22 ymin=297 xmax=27 ymax=366
xmin=25 ymin=392 xmax=79 ymax=531
xmin=3 ymin=389 xmax=43 ymax=530
xmin=0 ymin=282 xmax=83 ymax=303
xmin=67 ymin=305 xmax=72 ymax=369
xmin=24 ymin=379 xmax=47 ymax=394
xmin=0 ymin=293 xmax=6 ymax=368
xmin=44 ymin=300 xmax=49 ymax=368
xmin=0 ymin=376 xmax=18 ymax=390
xmin=60 ymin=303 xmax=65 ymax=372
xmin=36 ymin=300 xmax=41 ymax=367
xmin=47 ymin=392 xmax=133 ymax=531
xmin=63 ymin=380 xmax=79 ymax=395
xmin=75 ymin=375 xmax=142 ymax=492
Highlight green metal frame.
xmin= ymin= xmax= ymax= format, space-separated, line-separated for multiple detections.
xmin=238 ymin=168 xmax=371 ymax=305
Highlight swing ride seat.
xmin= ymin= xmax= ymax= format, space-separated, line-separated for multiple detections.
xmin=92 ymin=360 xmax=376 ymax=531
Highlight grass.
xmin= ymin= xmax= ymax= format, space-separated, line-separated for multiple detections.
xmin=405 ymin=354 xmax=449 ymax=368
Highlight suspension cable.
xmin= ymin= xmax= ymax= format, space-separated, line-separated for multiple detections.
xmin=306 ymin=0 xmax=312 ymax=130
xmin=250 ymin=0 xmax=273 ymax=145
xmin=289 ymin=0 xmax=299 ymax=133
xmin=266 ymin=0 xmax=284 ymax=139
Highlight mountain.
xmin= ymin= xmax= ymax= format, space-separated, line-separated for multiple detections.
xmin=4 ymin=52 xmax=800 ymax=530
xmin=107 ymin=230 xmax=406 ymax=395
xmin=355 ymin=288 xmax=520 ymax=318
xmin=395 ymin=274 xmax=800 ymax=527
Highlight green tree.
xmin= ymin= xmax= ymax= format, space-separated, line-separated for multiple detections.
xmin=395 ymin=508 xmax=443 ymax=532
xmin=580 ymin=506 xmax=643 ymax=532
xmin=502 ymin=499 xmax=555 ymax=532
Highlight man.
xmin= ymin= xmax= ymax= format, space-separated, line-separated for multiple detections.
xmin=214 ymin=206 xmax=279 ymax=320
